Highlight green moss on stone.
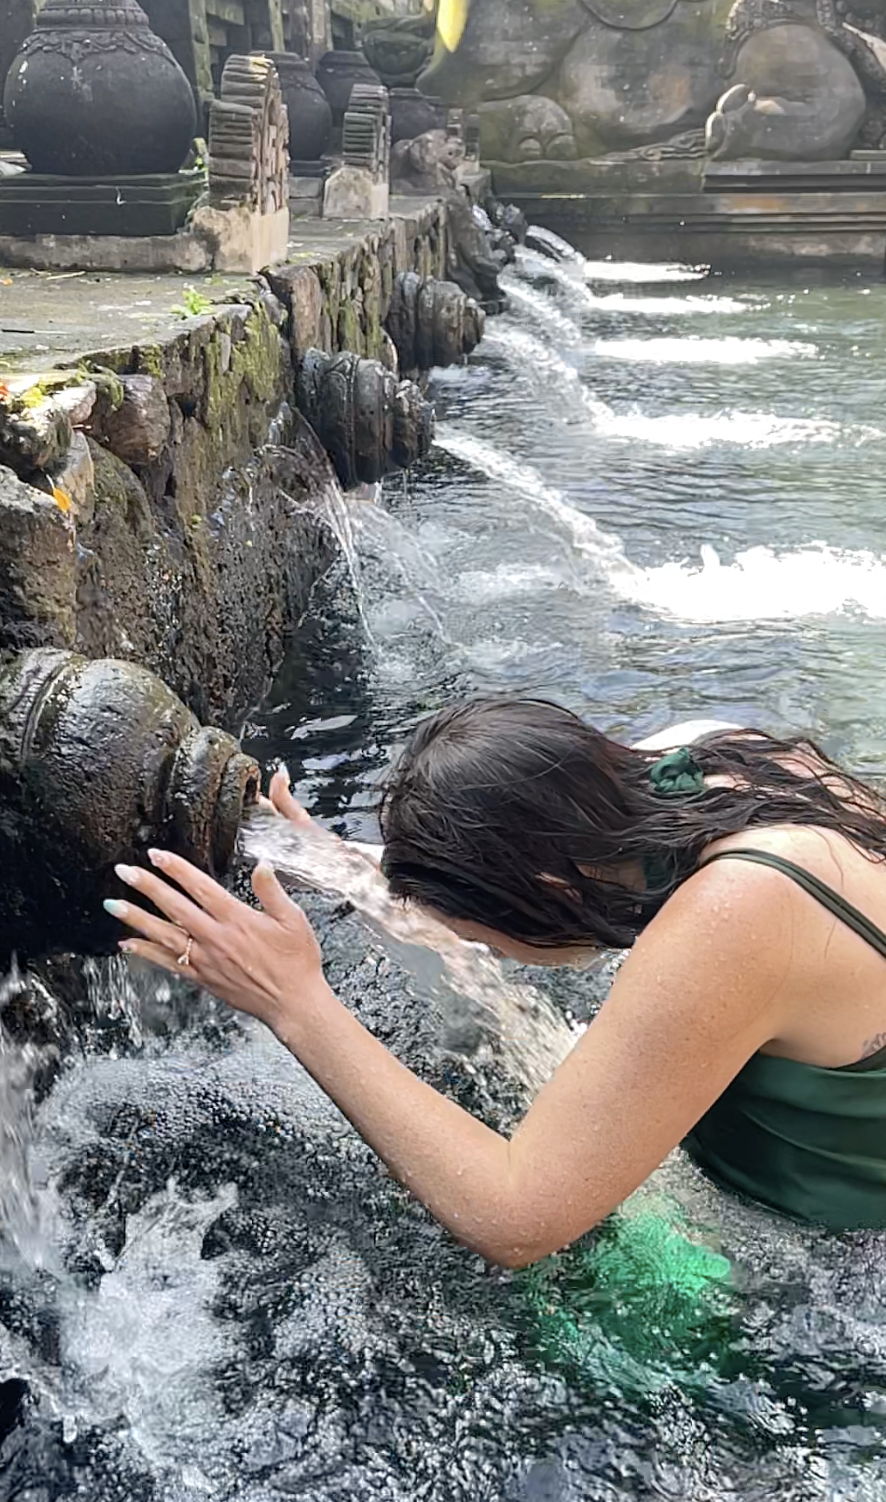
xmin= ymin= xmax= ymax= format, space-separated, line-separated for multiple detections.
xmin=79 ymin=363 xmax=125 ymax=411
xmin=201 ymin=304 xmax=285 ymax=434
xmin=133 ymin=345 xmax=165 ymax=380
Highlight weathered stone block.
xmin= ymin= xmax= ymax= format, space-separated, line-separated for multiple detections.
xmin=0 ymin=467 xmax=76 ymax=650
xmin=0 ymin=396 xmax=72 ymax=477
xmin=266 ymin=263 xmax=325 ymax=356
xmin=98 ymin=374 xmax=172 ymax=465
xmin=323 ymin=164 xmax=390 ymax=220
xmin=52 ymin=431 xmax=95 ymax=523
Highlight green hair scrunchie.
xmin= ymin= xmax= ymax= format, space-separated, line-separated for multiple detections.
xmin=649 ymin=746 xmax=705 ymax=797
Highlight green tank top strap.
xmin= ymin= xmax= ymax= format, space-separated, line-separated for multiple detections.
xmin=700 ymin=848 xmax=886 ymax=963
xmin=686 ymin=845 xmax=886 ymax=1230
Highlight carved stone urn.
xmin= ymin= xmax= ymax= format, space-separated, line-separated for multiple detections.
xmin=315 ymin=50 xmax=382 ymax=126
xmin=267 ymin=52 xmax=332 ymax=163
xmin=389 ymin=87 xmax=447 ymax=145
xmin=3 ymin=0 xmax=198 ymax=177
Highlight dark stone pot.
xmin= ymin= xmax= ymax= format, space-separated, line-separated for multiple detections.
xmin=3 ymin=0 xmax=197 ymax=177
xmin=315 ymin=50 xmax=382 ymax=126
xmin=268 ymin=52 xmax=332 ymax=163
xmin=0 ymin=649 xmax=259 ymax=959
xmin=389 ymin=87 xmax=447 ymax=145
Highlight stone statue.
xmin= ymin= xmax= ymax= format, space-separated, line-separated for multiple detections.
xmin=417 ymin=0 xmax=886 ymax=165
xmin=361 ymin=10 xmax=437 ymax=89
xmin=390 ymin=128 xmax=465 ymax=190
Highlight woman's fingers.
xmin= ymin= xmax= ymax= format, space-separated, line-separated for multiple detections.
xmin=268 ymin=766 xmax=312 ymax=826
xmin=113 ymin=859 xmax=219 ymax=939
xmin=119 ymin=937 xmax=192 ymax=975
xmin=105 ymin=896 xmax=190 ymax=954
xmin=252 ymin=861 xmax=301 ymax=923
xmin=149 ymin=850 xmax=240 ymax=920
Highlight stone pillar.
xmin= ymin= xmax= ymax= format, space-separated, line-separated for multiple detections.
xmin=140 ymin=0 xmax=215 ymax=117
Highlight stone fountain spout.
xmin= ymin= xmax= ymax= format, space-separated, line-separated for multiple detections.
xmin=0 ymin=649 xmax=260 ymax=961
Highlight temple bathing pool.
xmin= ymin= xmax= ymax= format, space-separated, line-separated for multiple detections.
xmin=5 ymin=245 xmax=886 ymax=1501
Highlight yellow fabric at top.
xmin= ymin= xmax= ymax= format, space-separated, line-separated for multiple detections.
xmin=437 ymin=0 xmax=470 ymax=52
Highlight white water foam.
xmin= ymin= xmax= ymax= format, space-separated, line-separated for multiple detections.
xmin=483 ymin=325 xmax=868 ymax=451
xmin=590 ymin=290 xmax=753 ymax=316
xmin=433 ymin=430 xmax=886 ymax=626
xmin=620 ymin=542 xmax=886 ymax=623
xmin=597 ymin=408 xmax=855 ymax=450
xmin=594 ymin=335 xmax=819 ymax=365
xmin=511 ymin=256 xmax=748 ymax=319
xmin=513 ymin=252 xmax=750 ymax=316
xmin=583 ymin=260 xmax=710 ymax=284
xmin=525 ymin=225 xmax=707 ymax=282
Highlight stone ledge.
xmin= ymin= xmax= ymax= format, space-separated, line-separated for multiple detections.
xmin=496 ymin=187 xmax=886 ymax=267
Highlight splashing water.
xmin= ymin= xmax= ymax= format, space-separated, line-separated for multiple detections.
xmin=594 ymin=335 xmax=820 ymax=364
xmin=511 ymin=255 xmax=752 ymax=319
xmin=0 ymin=1031 xmax=56 ymax=1274
xmin=524 ymin=224 xmax=710 ymax=284
xmin=433 ymin=424 xmax=638 ymax=582
xmin=60 ymin=1181 xmax=237 ymax=1478
xmin=482 ymin=323 xmax=862 ymax=451
xmin=500 ymin=280 xmax=582 ymax=344
xmin=240 ymin=811 xmax=577 ymax=1094
xmin=426 ymin=430 xmax=886 ymax=625
xmin=623 ymin=541 xmax=886 ymax=624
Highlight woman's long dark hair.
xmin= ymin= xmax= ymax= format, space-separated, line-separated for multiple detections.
xmin=378 ymin=698 xmax=886 ymax=949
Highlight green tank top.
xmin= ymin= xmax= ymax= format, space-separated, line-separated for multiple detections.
xmin=683 ymin=848 xmax=886 ymax=1231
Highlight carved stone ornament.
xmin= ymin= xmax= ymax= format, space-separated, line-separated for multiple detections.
xmin=208 ymin=53 xmax=289 ymax=213
xmin=342 ymin=82 xmax=390 ymax=182
xmin=0 ymin=647 xmax=259 ymax=956
xmin=3 ymin=0 xmax=198 ymax=176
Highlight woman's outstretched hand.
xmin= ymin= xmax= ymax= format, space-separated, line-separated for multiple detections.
xmin=105 ymin=848 xmax=333 ymax=1042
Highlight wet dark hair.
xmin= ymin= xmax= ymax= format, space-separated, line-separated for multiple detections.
xmin=378 ymin=698 xmax=886 ymax=950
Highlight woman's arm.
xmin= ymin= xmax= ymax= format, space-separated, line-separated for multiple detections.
xmin=108 ymin=848 xmax=793 ymax=1267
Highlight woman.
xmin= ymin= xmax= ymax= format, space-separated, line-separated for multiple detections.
xmin=105 ymin=700 xmax=886 ymax=1263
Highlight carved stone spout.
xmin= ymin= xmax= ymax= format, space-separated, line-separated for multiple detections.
xmin=386 ymin=272 xmax=485 ymax=374
xmin=295 ymin=349 xmax=434 ymax=489
xmin=0 ymin=649 xmax=259 ymax=959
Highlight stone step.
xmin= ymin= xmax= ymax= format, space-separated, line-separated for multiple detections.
xmin=703 ymin=157 xmax=886 ymax=193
